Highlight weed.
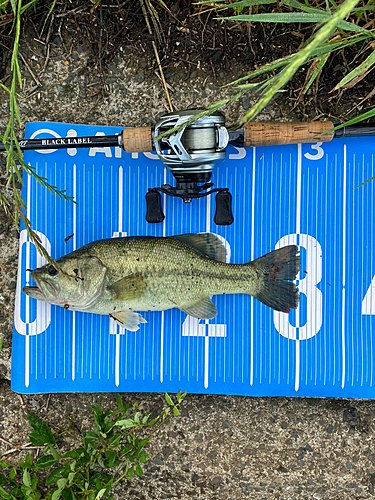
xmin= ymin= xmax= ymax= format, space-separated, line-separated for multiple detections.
xmin=0 ymin=0 xmax=71 ymax=271
xmin=0 ymin=391 xmax=186 ymax=499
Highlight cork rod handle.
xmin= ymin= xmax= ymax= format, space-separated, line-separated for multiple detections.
xmin=244 ymin=121 xmax=335 ymax=148
xmin=122 ymin=127 xmax=153 ymax=153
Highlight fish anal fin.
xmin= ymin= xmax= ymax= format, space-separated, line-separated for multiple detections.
xmin=107 ymin=274 xmax=146 ymax=301
xmin=172 ymin=233 xmax=228 ymax=263
xmin=178 ymin=296 xmax=217 ymax=320
xmin=110 ymin=311 xmax=147 ymax=331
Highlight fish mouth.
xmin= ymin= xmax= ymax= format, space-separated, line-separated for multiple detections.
xmin=22 ymin=285 xmax=46 ymax=301
xmin=23 ymin=274 xmax=59 ymax=302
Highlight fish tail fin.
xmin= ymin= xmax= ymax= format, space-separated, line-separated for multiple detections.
xmin=251 ymin=245 xmax=300 ymax=313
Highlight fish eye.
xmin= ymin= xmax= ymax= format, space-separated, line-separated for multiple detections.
xmin=47 ymin=265 xmax=58 ymax=276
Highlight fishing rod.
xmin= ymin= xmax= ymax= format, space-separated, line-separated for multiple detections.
xmin=1 ymin=109 xmax=375 ymax=225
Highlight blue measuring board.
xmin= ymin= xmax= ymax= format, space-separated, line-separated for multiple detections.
xmin=11 ymin=121 xmax=375 ymax=397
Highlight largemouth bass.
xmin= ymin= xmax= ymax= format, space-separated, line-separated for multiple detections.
xmin=23 ymin=234 xmax=300 ymax=331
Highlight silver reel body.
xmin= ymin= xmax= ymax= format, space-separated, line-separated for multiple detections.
xmin=154 ymin=109 xmax=229 ymax=175
xmin=146 ymin=109 xmax=233 ymax=226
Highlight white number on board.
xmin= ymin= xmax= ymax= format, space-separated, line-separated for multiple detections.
xmin=14 ymin=230 xmax=51 ymax=335
xmin=273 ymin=234 xmax=322 ymax=340
xmin=304 ymin=142 xmax=324 ymax=161
xmin=182 ymin=233 xmax=231 ymax=335
xmin=228 ymin=146 xmax=246 ymax=160
xmin=362 ymin=275 xmax=375 ymax=315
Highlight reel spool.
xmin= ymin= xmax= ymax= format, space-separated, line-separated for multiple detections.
xmin=146 ymin=109 xmax=234 ymax=225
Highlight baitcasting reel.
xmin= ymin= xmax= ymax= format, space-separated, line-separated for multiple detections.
xmin=146 ymin=109 xmax=233 ymax=225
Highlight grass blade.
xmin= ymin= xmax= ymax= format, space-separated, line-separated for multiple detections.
xmin=219 ymin=12 xmax=331 ymax=22
xmin=356 ymin=175 xmax=375 ymax=188
xmin=229 ymin=33 xmax=372 ymax=87
xmin=239 ymin=0 xmax=361 ymax=124
xmin=196 ymin=0 xmax=275 ymax=5
xmin=335 ymin=48 xmax=375 ymax=89
xmin=304 ymin=53 xmax=330 ymax=94
xmin=334 ymin=107 xmax=375 ymax=129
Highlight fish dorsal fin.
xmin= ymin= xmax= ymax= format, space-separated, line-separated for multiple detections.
xmin=178 ymin=296 xmax=217 ymax=320
xmin=172 ymin=233 xmax=228 ymax=263
xmin=110 ymin=311 xmax=147 ymax=331
xmin=107 ymin=274 xmax=146 ymax=302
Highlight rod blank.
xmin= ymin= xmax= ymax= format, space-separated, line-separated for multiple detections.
xmin=0 ymin=135 xmax=120 ymax=151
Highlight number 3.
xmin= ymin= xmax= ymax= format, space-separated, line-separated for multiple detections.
xmin=273 ymin=234 xmax=323 ymax=340
xmin=304 ymin=142 xmax=324 ymax=161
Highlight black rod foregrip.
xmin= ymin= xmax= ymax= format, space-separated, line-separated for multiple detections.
xmin=0 ymin=135 xmax=121 ymax=151
xmin=334 ymin=125 xmax=375 ymax=138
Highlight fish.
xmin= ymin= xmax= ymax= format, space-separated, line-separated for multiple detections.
xmin=22 ymin=233 xmax=300 ymax=331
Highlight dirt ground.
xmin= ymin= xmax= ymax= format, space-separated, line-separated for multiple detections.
xmin=1 ymin=1 xmax=375 ymax=498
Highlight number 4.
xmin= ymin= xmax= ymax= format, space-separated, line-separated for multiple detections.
xmin=362 ymin=275 xmax=375 ymax=315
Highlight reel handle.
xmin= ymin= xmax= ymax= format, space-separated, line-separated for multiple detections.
xmin=122 ymin=127 xmax=153 ymax=153
xmin=214 ymin=191 xmax=234 ymax=226
xmin=243 ymin=121 xmax=334 ymax=148
xmin=145 ymin=191 xmax=165 ymax=223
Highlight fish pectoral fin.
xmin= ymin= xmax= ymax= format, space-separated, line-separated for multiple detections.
xmin=171 ymin=233 xmax=228 ymax=263
xmin=107 ymin=274 xmax=146 ymax=301
xmin=110 ymin=311 xmax=147 ymax=331
xmin=178 ymin=296 xmax=217 ymax=320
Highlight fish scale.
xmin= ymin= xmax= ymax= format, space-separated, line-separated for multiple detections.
xmin=23 ymin=234 xmax=300 ymax=331
xmin=79 ymin=238 xmax=259 ymax=307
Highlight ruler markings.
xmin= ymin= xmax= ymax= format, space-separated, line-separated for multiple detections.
xmin=341 ymin=146 xmax=347 ymax=389
xmin=250 ymin=147 xmax=256 ymax=386
xmin=14 ymin=125 xmax=375 ymax=396
xmin=361 ymin=154 xmax=365 ymax=386
xmin=294 ymin=144 xmax=302 ymax=391
xmin=371 ymin=153 xmax=374 ymax=387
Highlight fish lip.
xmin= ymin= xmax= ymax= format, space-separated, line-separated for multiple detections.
xmin=23 ymin=272 xmax=59 ymax=301
xmin=22 ymin=285 xmax=46 ymax=301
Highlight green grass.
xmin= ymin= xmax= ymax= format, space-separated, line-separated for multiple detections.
xmin=0 ymin=392 xmax=187 ymax=499
xmin=0 ymin=0 xmax=73 ymax=270
xmin=197 ymin=0 xmax=375 ymax=128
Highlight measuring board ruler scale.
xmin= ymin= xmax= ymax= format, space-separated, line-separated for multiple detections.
xmin=11 ymin=121 xmax=375 ymax=397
